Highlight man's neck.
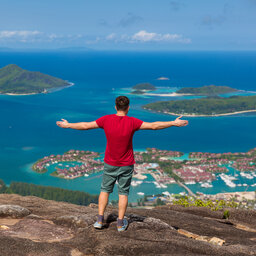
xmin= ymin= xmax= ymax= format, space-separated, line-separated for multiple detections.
xmin=116 ymin=111 xmax=127 ymax=116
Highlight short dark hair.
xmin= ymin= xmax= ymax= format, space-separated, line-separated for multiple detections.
xmin=115 ymin=96 xmax=130 ymax=111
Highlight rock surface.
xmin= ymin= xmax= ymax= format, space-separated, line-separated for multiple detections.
xmin=0 ymin=204 xmax=30 ymax=218
xmin=0 ymin=194 xmax=256 ymax=256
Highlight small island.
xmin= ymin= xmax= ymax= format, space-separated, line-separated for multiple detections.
xmin=156 ymin=77 xmax=170 ymax=81
xmin=176 ymin=85 xmax=238 ymax=96
xmin=143 ymin=95 xmax=256 ymax=116
xmin=0 ymin=64 xmax=72 ymax=95
xmin=131 ymin=83 xmax=156 ymax=94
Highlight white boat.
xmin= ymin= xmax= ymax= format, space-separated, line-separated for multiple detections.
xmin=84 ymin=174 xmax=89 ymax=177
xmin=240 ymin=172 xmax=254 ymax=179
xmin=131 ymin=181 xmax=138 ymax=186
xmin=162 ymin=191 xmax=171 ymax=196
xmin=219 ymin=173 xmax=236 ymax=187
xmin=185 ymin=181 xmax=196 ymax=185
xmin=137 ymin=192 xmax=145 ymax=196
xmin=200 ymin=182 xmax=213 ymax=188
xmin=153 ymin=181 xmax=161 ymax=188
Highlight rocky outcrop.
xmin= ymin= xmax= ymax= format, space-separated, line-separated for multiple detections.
xmin=0 ymin=194 xmax=256 ymax=256
xmin=0 ymin=204 xmax=30 ymax=218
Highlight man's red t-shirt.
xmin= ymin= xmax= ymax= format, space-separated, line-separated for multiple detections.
xmin=96 ymin=114 xmax=143 ymax=166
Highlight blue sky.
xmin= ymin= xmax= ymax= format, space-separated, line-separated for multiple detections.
xmin=0 ymin=0 xmax=255 ymax=50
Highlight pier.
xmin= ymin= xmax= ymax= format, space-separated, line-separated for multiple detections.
xmin=177 ymin=180 xmax=196 ymax=197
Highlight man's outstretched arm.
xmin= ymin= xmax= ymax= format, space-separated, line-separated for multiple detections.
xmin=140 ymin=116 xmax=188 ymax=130
xmin=56 ymin=119 xmax=99 ymax=130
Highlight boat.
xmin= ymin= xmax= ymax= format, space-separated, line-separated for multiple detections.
xmin=137 ymin=192 xmax=145 ymax=196
xmin=131 ymin=181 xmax=138 ymax=186
xmin=240 ymin=172 xmax=253 ymax=179
xmin=185 ymin=181 xmax=196 ymax=185
xmin=200 ymin=182 xmax=213 ymax=188
xmin=219 ymin=173 xmax=236 ymax=187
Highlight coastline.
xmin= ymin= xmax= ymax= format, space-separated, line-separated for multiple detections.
xmin=0 ymin=81 xmax=74 ymax=96
xmin=3 ymin=92 xmax=38 ymax=96
xmin=143 ymin=92 xmax=193 ymax=97
xmin=145 ymin=109 xmax=256 ymax=117
xmin=209 ymin=191 xmax=256 ymax=201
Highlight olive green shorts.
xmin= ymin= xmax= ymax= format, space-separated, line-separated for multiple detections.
xmin=101 ymin=163 xmax=134 ymax=195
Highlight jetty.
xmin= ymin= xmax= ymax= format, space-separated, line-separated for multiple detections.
xmin=177 ymin=180 xmax=196 ymax=197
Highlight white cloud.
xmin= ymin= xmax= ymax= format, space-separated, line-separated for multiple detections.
xmin=104 ymin=30 xmax=191 ymax=44
xmin=0 ymin=30 xmax=84 ymax=44
xmin=131 ymin=30 xmax=190 ymax=43
xmin=131 ymin=30 xmax=158 ymax=42
xmin=0 ymin=30 xmax=41 ymax=39
xmin=106 ymin=33 xmax=116 ymax=40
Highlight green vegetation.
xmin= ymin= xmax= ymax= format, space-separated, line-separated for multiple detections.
xmin=176 ymin=85 xmax=238 ymax=95
xmin=0 ymin=179 xmax=7 ymax=193
xmin=154 ymin=197 xmax=165 ymax=206
xmin=0 ymin=179 xmax=98 ymax=206
xmin=172 ymin=196 xmax=239 ymax=211
xmin=223 ymin=210 xmax=230 ymax=219
xmin=50 ymin=171 xmax=64 ymax=178
xmin=144 ymin=95 xmax=256 ymax=115
xmin=158 ymin=162 xmax=184 ymax=182
xmin=132 ymin=83 xmax=156 ymax=91
xmin=0 ymin=64 xmax=70 ymax=94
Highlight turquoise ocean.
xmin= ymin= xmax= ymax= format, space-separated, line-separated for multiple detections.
xmin=0 ymin=51 xmax=256 ymax=202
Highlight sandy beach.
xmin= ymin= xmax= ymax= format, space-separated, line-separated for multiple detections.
xmin=156 ymin=109 xmax=256 ymax=117
xmin=144 ymin=92 xmax=193 ymax=97
xmin=3 ymin=92 xmax=38 ymax=96
xmin=156 ymin=77 xmax=170 ymax=80
xmin=0 ymin=82 xmax=74 ymax=96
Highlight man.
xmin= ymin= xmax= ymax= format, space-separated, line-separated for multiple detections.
xmin=56 ymin=95 xmax=188 ymax=232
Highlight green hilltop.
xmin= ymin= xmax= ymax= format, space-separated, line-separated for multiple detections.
xmin=0 ymin=64 xmax=70 ymax=94
xmin=132 ymin=83 xmax=156 ymax=91
xmin=176 ymin=85 xmax=238 ymax=95
xmin=131 ymin=83 xmax=156 ymax=94
xmin=143 ymin=95 xmax=256 ymax=116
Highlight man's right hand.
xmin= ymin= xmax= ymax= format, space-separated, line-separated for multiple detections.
xmin=173 ymin=116 xmax=189 ymax=127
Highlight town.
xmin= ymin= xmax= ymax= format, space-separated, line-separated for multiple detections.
xmin=32 ymin=147 xmax=256 ymax=189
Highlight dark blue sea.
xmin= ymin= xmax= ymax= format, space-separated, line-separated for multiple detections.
xmin=0 ymin=51 xmax=256 ymax=201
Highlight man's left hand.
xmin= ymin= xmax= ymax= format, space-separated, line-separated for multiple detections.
xmin=56 ymin=119 xmax=70 ymax=128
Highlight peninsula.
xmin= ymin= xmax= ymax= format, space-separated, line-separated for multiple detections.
xmin=143 ymin=95 xmax=256 ymax=116
xmin=32 ymin=149 xmax=104 ymax=179
xmin=0 ymin=64 xmax=71 ymax=95
xmin=176 ymin=85 xmax=238 ymax=96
